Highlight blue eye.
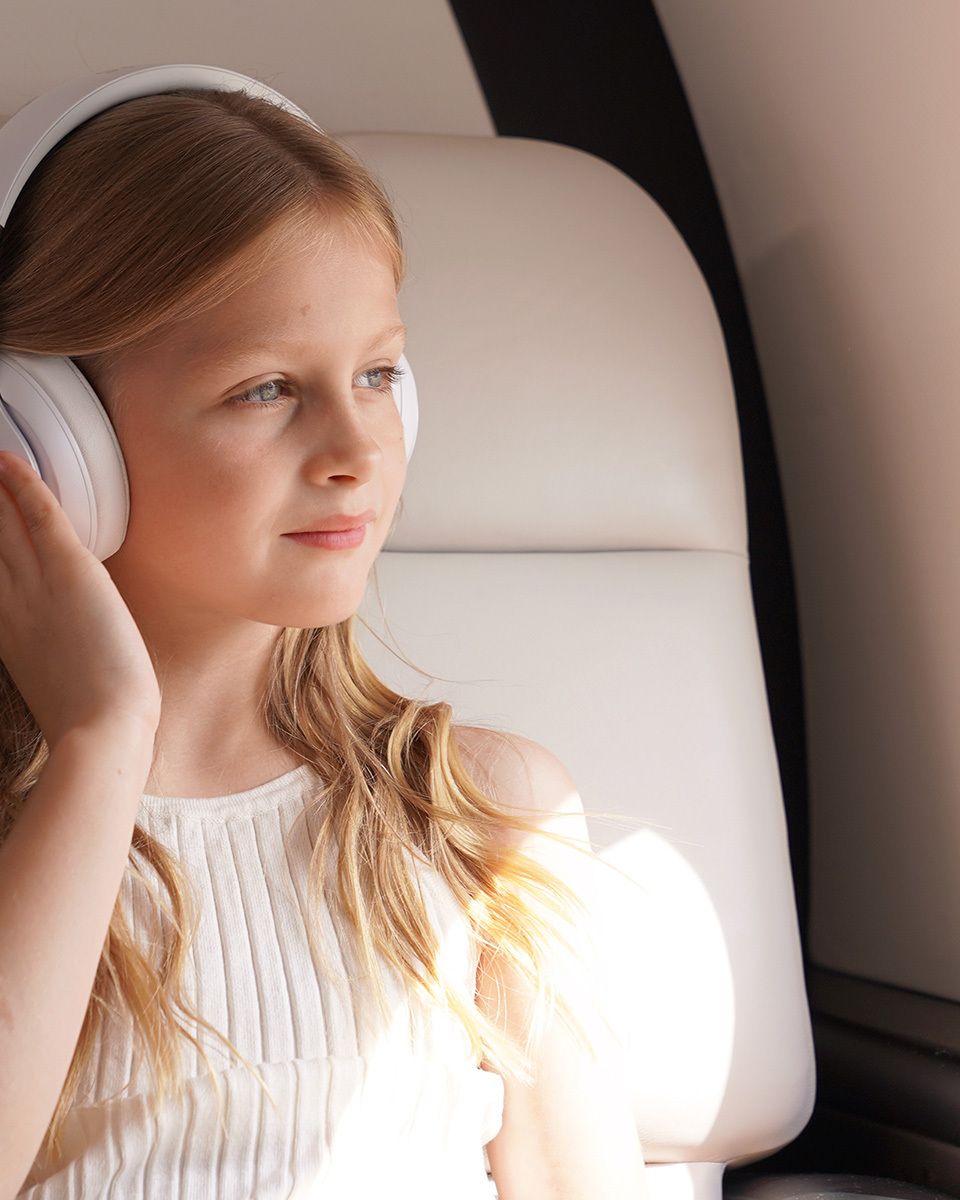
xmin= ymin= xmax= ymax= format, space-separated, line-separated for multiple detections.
xmin=228 ymin=363 xmax=406 ymax=409
xmin=230 ymin=379 xmax=291 ymax=408
xmin=359 ymin=363 xmax=406 ymax=392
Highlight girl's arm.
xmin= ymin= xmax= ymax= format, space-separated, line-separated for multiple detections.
xmin=0 ymin=716 xmax=154 ymax=1199
xmin=0 ymin=439 xmax=163 ymax=1192
xmin=454 ymin=727 xmax=649 ymax=1200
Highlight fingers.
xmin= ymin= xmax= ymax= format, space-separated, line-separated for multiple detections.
xmin=0 ymin=451 xmax=37 ymax=581
xmin=0 ymin=450 xmax=63 ymax=579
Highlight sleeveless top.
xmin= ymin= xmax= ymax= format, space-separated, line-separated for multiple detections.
xmin=17 ymin=764 xmax=505 ymax=1199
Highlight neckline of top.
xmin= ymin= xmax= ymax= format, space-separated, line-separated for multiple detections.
xmin=139 ymin=762 xmax=317 ymax=818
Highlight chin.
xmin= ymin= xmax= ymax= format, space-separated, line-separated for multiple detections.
xmin=258 ymin=596 xmax=365 ymax=631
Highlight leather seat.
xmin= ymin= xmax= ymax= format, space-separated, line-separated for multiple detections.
xmin=351 ymin=129 xmax=817 ymax=1199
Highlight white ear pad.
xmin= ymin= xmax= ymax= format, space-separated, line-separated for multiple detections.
xmin=395 ymin=351 xmax=418 ymax=464
xmin=0 ymin=347 xmax=419 ymax=562
xmin=0 ymin=351 xmax=129 ymax=561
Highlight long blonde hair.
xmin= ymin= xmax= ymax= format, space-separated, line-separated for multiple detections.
xmin=0 ymin=83 xmax=634 ymax=1167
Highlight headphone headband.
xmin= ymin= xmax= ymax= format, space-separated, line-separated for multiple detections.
xmin=0 ymin=63 xmax=321 ymax=229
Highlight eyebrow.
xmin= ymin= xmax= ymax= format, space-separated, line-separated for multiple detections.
xmin=194 ymin=322 xmax=407 ymax=371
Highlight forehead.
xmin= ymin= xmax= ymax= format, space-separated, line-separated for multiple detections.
xmin=146 ymin=222 xmax=400 ymax=368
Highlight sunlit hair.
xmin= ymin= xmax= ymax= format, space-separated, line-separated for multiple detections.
xmin=0 ymin=84 xmax=639 ymax=1168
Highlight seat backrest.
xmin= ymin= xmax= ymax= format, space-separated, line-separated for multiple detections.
xmin=349 ymin=131 xmax=816 ymax=1200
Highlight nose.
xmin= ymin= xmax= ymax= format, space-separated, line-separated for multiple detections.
xmin=300 ymin=383 xmax=385 ymax=482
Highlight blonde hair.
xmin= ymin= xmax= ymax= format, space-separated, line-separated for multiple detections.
xmin=0 ymin=84 xmax=637 ymax=1168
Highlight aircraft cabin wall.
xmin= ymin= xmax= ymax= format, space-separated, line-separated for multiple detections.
xmin=0 ymin=4 xmax=497 ymax=138
xmin=655 ymin=0 xmax=960 ymax=1005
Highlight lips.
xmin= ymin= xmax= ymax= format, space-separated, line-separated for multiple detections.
xmin=285 ymin=509 xmax=376 ymax=534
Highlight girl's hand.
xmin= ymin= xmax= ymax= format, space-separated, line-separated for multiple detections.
xmin=0 ymin=450 xmax=161 ymax=751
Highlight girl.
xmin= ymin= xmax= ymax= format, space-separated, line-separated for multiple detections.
xmin=0 ymin=79 xmax=648 ymax=1197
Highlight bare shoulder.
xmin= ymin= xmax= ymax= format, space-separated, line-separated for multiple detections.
xmin=450 ymin=724 xmax=590 ymax=855
xmin=449 ymin=723 xmax=574 ymax=807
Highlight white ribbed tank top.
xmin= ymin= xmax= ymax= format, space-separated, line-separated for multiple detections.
xmin=18 ymin=763 xmax=504 ymax=1199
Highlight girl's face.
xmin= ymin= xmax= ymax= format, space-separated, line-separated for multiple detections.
xmin=92 ymin=215 xmax=408 ymax=631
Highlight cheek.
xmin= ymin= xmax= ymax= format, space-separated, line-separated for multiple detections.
xmin=122 ymin=431 xmax=250 ymax=541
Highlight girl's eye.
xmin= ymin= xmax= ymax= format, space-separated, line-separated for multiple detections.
xmin=227 ymin=363 xmax=407 ymax=409
xmin=358 ymin=363 xmax=406 ymax=393
xmin=228 ymin=379 xmax=294 ymax=408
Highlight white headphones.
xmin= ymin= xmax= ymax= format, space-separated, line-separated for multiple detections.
xmin=0 ymin=63 xmax=419 ymax=561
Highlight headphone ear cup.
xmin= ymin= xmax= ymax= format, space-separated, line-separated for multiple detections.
xmin=393 ymin=352 xmax=418 ymax=463
xmin=0 ymin=351 xmax=130 ymax=561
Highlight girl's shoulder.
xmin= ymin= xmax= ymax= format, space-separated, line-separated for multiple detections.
xmin=450 ymin=724 xmax=586 ymax=855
